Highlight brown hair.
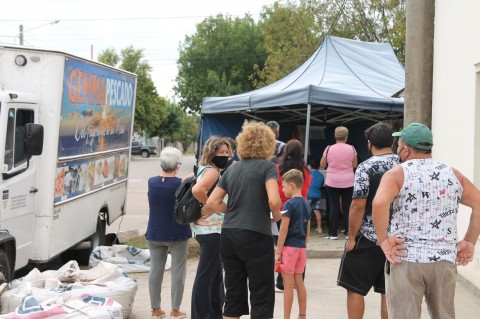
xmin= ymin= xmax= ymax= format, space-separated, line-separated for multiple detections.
xmin=279 ymin=139 xmax=306 ymax=177
xmin=199 ymin=136 xmax=231 ymax=166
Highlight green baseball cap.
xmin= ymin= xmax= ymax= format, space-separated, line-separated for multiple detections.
xmin=392 ymin=122 xmax=433 ymax=150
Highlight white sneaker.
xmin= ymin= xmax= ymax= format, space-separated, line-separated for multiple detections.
xmin=324 ymin=235 xmax=331 ymax=239
xmin=275 ymin=286 xmax=284 ymax=293
xmin=329 ymin=236 xmax=338 ymax=240
xmin=316 ymin=228 xmax=323 ymax=235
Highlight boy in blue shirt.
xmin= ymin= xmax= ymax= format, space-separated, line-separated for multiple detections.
xmin=307 ymin=158 xmax=325 ymax=234
xmin=275 ymin=169 xmax=312 ymax=319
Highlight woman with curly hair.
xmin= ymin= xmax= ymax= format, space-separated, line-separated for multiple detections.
xmin=191 ymin=136 xmax=231 ymax=319
xmin=205 ymin=121 xmax=282 ymax=319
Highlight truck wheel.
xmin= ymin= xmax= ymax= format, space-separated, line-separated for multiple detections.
xmin=0 ymin=250 xmax=13 ymax=283
xmin=92 ymin=217 xmax=107 ymax=248
xmin=141 ymin=150 xmax=150 ymax=158
xmin=74 ymin=217 xmax=107 ymax=265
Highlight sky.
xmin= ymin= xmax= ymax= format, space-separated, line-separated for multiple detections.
xmin=0 ymin=0 xmax=277 ymax=98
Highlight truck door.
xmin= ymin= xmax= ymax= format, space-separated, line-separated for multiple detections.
xmin=1 ymin=106 xmax=38 ymax=270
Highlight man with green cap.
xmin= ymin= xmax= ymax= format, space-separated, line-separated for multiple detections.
xmin=372 ymin=122 xmax=480 ymax=319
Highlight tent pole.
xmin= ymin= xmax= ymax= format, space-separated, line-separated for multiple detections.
xmin=304 ymin=103 xmax=312 ymax=163
xmin=197 ymin=116 xmax=204 ymax=165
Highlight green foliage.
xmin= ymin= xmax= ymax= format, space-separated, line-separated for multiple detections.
xmin=150 ymin=100 xmax=198 ymax=150
xmin=324 ymin=0 xmax=406 ymax=62
xmin=254 ymin=0 xmax=322 ymax=87
xmin=175 ymin=114 xmax=199 ymax=152
xmin=97 ymin=47 xmax=119 ymax=66
xmin=152 ymin=100 xmax=184 ymax=143
xmin=97 ymin=46 xmax=166 ymax=135
xmin=255 ymin=0 xmax=406 ymax=86
xmin=175 ymin=14 xmax=267 ymax=113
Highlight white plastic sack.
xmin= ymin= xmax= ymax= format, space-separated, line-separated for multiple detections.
xmin=1 ymin=261 xmax=137 ymax=319
xmin=90 ymin=245 xmax=171 ymax=273
xmin=0 ymin=292 xmax=122 ymax=319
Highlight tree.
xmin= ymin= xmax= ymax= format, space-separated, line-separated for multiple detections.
xmin=324 ymin=0 xmax=406 ymax=62
xmin=254 ymin=0 xmax=323 ymax=87
xmin=151 ymin=100 xmax=184 ymax=144
xmin=98 ymin=46 xmax=166 ymax=135
xmin=255 ymin=0 xmax=406 ymax=86
xmin=175 ymin=14 xmax=267 ymax=113
xmin=175 ymin=114 xmax=199 ymax=152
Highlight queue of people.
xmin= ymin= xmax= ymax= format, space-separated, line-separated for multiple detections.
xmin=145 ymin=120 xmax=480 ymax=319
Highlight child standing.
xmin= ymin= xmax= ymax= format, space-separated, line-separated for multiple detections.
xmin=307 ymin=158 xmax=325 ymax=234
xmin=275 ymin=169 xmax=311 ymax=319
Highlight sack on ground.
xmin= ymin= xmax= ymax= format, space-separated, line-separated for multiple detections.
xmin=0 ymin=292 xmax=123 ymax=319
xmin=89 ymin=245 xmax=171 ymax=273
xmin=0 ymin=260 xmax=137 ymax=319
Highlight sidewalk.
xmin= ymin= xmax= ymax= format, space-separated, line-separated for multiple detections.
xmin=122 ymin=230 xmax=480 ymax=318
xmin=112 ymin=157 xmax=480 ymax=318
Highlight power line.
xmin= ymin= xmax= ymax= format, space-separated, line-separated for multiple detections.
xmin=0 ymin=13 xmax=263 ymax=23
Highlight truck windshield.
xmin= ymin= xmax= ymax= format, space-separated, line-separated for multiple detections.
xmin=4 ymin=108 xmax=34 ymax=170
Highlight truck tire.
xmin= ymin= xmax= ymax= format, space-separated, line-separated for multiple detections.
xmin=69 ymin=217 xmax=107 ymax=266
xmin=0 ymin=250 xmax=13 ymax=283
xmin=141 ymin=150 xmax=149 ymax=158
xmin=92 ymin=217 xmax=107 ymax=248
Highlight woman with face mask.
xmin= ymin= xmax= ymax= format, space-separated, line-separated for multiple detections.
xmin=190 ymin=136 xmax=231 ymax=319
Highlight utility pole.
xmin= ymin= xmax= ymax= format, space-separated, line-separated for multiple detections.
xmin=19 ymin=25 xmax=24 ymax=45
xmin=404 ymin=0 xmax=435 ymax=127
xmin=17 ymin=20 xmax=60 ymax=46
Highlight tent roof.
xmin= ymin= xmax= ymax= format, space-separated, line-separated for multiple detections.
xmin=201 ymin=36 xmax=405 ymax=123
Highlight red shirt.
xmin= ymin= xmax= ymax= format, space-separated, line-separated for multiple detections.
xmin=276 ymin=165 xmax=312 ymax=208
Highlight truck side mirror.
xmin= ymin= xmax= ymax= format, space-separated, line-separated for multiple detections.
xmin=26 ymin=123 xmax=43 ymax=156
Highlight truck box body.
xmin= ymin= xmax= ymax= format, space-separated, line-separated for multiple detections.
xmin=0 ymin=46 xmax=137 ymax=275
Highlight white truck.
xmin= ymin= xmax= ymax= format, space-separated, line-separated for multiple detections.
xmin=0 ymin=45 xmax=137 ymax=282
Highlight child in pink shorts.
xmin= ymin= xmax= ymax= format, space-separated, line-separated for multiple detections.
xmin=275 ymin=169 xmax=311 ymax=319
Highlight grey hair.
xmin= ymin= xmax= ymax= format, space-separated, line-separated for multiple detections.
xmin=159 ymin=147 xmax=182 ymax=172
xmin=266 ymin=121 xmax=280 ymax=133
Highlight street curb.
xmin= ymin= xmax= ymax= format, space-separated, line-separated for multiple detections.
xmin=307 ymin=250 xmax=343 ymax=259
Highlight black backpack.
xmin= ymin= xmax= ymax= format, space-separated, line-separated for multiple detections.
xmin=174 ymin=166 xmax=217 ymax=224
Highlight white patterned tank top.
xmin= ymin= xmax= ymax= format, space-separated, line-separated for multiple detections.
xmin=391 ymin=159 xmax=463 ymax=263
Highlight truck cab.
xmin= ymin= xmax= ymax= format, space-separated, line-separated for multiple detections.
xmin=0 ymin=92 xmax=43 ymax=281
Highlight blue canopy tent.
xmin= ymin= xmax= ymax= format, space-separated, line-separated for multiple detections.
xmin=199 ymin=36 xmax=405 ymax=161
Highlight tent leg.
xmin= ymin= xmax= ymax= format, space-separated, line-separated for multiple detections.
xmin=304 ymin=103 xmax=311 ymax=163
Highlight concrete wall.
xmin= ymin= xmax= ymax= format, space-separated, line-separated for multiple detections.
xmin=432 ymin=0 xmax=480 ymax=287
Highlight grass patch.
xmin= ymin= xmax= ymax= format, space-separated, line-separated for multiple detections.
xmin=125 ymin=236 xmax=200 ymax=259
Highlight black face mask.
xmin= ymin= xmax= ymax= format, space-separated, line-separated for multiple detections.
xmin=225 ymin=158 xmax=234 ymax=169
xmin=212 ymin=156 xmax=229 ymax=169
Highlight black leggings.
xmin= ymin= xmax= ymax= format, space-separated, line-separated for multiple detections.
xmin=326 ymin=186 xmax=353 ymax=236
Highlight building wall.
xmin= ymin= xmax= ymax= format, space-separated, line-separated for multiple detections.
xmin=432 ymin=0 xmax=480 ymax=287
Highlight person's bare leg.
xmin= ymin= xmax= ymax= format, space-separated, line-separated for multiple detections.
xmin=282 ymin=271 xmax=295 ymax=319
xmin=294 ymin=273 xmax=307 ymax=318
xmin=380 ymin=294 xmax=388 ymax=319
xmin=347 ymin=290 xmax=365 ymax=319
xmin=314 ymin=209 xmax=322 ymax=232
